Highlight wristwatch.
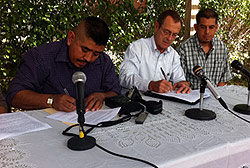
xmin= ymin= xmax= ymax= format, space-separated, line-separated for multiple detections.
xmin=47 ymin=96 xmax=54 ymax=108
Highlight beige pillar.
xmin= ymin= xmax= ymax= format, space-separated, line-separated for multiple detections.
xmin=184 ymin=0 xmax=200 ymax=40
xmin=190 ymin=0 xmax=199 ymax=36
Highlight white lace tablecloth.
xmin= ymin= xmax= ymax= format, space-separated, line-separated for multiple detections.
xmin=1 ymin=85 xmax=250 ymax=168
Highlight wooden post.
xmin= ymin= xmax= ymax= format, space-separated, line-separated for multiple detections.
xmin=190 ymin=0 xmax=200 ymax=36
xmin=184 ymin=0 xmax=191 ymax=41
xmin=184 ymin=0 xmax=200 ymax=41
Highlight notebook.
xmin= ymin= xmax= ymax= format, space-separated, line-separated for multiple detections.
xmin=144 ymin=89 xmax=210 ymax=105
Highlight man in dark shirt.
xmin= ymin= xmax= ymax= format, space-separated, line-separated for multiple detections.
xmin=6 ymin=17 xmax=121 ymax=112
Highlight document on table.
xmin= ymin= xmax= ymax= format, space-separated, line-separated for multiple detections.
xmin=155 ymin=89 xmax=210 ymax=102
xmin=46 ymin=107 xmax=121 ymax=125
xmin=0 ymin=112 xmax=52 ymax=140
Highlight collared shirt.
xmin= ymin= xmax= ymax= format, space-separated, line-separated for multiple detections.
xmin=119 ymin=36 xmax=186 ymax=91
xmin=176 ymin=33 xmax=232 ymax=90
xmin=6 ymin=38 xmax=121 ymax=106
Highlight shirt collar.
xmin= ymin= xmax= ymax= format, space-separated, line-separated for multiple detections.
xmin=151 ymin=35 xmax=171 ymax=54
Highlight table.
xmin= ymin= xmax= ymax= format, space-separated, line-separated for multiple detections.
xmin=1 ymin=85 xmax=250 ymax=168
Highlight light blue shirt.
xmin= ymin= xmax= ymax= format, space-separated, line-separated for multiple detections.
xmin=119 ymin=36 xmax=186 ymax=91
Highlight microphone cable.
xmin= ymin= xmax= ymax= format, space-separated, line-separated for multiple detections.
xmin=96 ymin=143 xmax=158 ymax=168
xmin=218 ymin=97 xmax=250 ymax=124
xmin=62 ymin=116 xmax=159 ymax=168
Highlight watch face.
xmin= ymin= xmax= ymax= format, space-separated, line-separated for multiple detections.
xmin=47 ymin=97 xmax=53 ymax=105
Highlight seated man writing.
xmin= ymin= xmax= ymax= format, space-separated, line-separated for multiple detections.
xmin=119 ymin=10 xmax=190 ymax=94
xmin=6 ymin=17 xmax=121 ymax=112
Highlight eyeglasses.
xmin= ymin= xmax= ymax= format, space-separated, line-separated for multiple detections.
xmin=160 ymin=28 xmax=179 ymax=39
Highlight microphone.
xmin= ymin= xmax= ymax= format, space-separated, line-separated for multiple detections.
xmin=193 ymin=66 xmax=228 ymax=110
xmin=67 ymin=71 xmax=96 ymax=151
xmin=231 ymin=60 xmax=250 ymax=78
xmin=184 ymin=66 xmax=215 ymax=120
xmin=72 ymin=71 xmax=87 ymax=126
xmin=231 ymin=60 xmax=250 ymax=114
xmin=193 ymin=66 xmax=221 ymax=100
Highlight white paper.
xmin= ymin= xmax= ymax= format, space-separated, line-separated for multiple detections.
xmin=0 ymin=112 xmax=51 ymax=140
xmin=153 ymin=89 xmax=210 ymax=103
xmin=46 ymin=107 xmax=121 ymax=125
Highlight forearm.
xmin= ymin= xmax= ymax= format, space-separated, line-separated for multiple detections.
xmin=103 ymin=91 xmax=119 ymax=99
xmin=11 ymin=90 xmax=52 ymax=110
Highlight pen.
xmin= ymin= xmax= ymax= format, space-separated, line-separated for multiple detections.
xmin=160 ymin=67 xmax=173 ymax=92
xmin=63 ymin=88 xmax=70 ymax=96
xmin=59 ymin=81 xmax=70 ymax=96
xmin=160 ymin=67 xmax=169 ymax=80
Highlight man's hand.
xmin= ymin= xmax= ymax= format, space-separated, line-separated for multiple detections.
xmin=173 ymin=81 xmax=191 ymax=94
xmin=52 ymin=94 xmax=76 ymax=112
xmin=85 ymin=91 xmax=118 ymax=112
xmin=85 ymin=93 xmax=106 ymax=112
xmin=148 ymin=80 xmax=174 ymax=93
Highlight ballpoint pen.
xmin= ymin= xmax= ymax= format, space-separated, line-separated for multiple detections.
xmin=160 ymin=67 xmax=169 ymax=80
xmin=160 ymin=67 xmax=174 ymax=92
xmin=59 ymin=81 xmax=70 ymax=96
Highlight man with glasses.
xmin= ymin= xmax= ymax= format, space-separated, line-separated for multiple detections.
xmin=176 ymin=9 xmax=232 ymax=89
xmin=7 ymin=17 xmax=121 ymax=112
xmin=119 ymin=10 xmax=190 ymax=93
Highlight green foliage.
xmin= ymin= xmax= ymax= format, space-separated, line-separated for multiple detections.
xmin=0 ymin=0 xmax=249 ymax=93
xmin=0 ymin=0 xmax=85 ymax=92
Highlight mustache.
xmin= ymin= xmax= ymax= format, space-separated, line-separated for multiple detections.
xmin=77 ymin=59 xmax=90 ymax=64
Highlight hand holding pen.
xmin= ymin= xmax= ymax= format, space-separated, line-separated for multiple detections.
xmin=160 ymin=67 xmax=174 ymax=91
xmin=52 ymin=81 xmax=76 ymax=112
xmin=160 ymin=67 xmax=191 ymax=94
xmin=148 ymin=68 xmax=174 ymax=93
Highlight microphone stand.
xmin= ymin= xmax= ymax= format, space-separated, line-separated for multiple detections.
xmin=233 ymin=81 xmax=250 ymax=114
xmin=67 ymin=114 xmax=96 ymax=151
xmin=67 ymin=82 xmax=96 ymax=151
xmin=185 ymin=79 xmax=216 ymax=120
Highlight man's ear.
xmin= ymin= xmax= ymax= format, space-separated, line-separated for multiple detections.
xmin=155 ymin=21 xmax=160 ymax=31
xmin=67 ymin=30 xmax=75 ymax=46
xmin=194 ymin=24 xmax=198 ymax=32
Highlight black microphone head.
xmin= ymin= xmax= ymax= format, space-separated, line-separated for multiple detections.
xmin=231 ymin=60 xmax=243 ymax=71
xmin=72 ymin=72 xmax=87 ymax=84
xmin=193 ymin=65 xmax=204 ymax=78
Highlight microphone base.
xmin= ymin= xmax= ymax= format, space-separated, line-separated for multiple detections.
xmin=233 ymin=104 xmax=250 ymax=115
xmin=185 ymin=108 xmax=216 ymax=120
xmin=67 ymin=135 xmax=96 ymax=151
